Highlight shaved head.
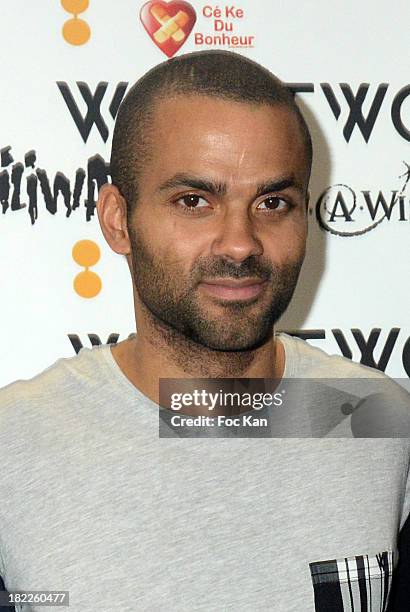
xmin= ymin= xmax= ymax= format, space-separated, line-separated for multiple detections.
xmin=110 ymin=50 xmax=312 ymax=219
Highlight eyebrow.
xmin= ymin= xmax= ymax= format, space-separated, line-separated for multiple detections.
xmin=158 ymin=173 xmax=304 ymax=198
xmin=158 ymin=173 xmax=227 ymax=196
xmin=255 ymin=176 xmax=304 ymax=198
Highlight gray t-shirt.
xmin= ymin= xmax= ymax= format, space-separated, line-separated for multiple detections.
xmin=0 ymin=333 xmax=409 ymax=611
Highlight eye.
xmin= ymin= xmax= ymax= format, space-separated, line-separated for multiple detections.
xmin=257 ymin=196 xmax=289 ymax=211
xmin=176 ymin=194 xmax=209 ymax=209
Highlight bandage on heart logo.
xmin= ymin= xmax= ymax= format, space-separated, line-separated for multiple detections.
xmin=140 ymin=0 xmax=196 ymax=57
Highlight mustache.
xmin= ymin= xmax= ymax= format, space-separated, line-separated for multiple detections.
xmin=193 ymin=256 xmax=273 ymax=282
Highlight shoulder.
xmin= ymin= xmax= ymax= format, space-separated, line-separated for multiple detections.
xmin=0 ymin=345 xmax=111 ymax=418
xmin=278 ymin=332 xmax=390 ymax=379
xmin=277 ymin=332 xmax=410 ymax=437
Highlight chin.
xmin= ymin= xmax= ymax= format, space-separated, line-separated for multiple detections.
xmin=192 ymin=330 xmax=272 ymax=353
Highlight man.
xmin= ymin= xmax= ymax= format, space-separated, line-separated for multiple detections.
xmin=0 ymin=51 xmax=409 ymax=611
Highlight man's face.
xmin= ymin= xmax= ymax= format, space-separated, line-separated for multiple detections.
xmin=128 ymin=95 xmax=309 ymax=351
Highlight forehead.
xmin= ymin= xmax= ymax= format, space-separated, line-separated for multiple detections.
xmin=144 ymin=95 xmax=309 ymax=188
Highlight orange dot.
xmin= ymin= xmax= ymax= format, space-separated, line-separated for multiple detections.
xmin=74 ymin=270 xmax=102 ymax=299
xmin=62 ymin=18 xmax=91 ymax=46
xmin=72 ymin=240 xmax=100 ymax=267
xmin=61 ymin=0 xmax=89 ymax=14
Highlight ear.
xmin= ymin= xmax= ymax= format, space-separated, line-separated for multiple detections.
xmin=96 ymin=184 xmax=131 ymax=255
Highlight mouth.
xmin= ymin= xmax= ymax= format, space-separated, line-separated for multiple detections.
xmin=198 ymin=277 xmax=269 ymax=301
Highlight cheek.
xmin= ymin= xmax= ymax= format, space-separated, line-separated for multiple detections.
xmin=263 ymin=221 xmax=307 ymax=264
xmin=134 ymin=210 xmax=194 ymax=265
xmin=155 ymin=216 xmax=212 ymax=264
xmin=159 ymin=230 xmax=208 ymax=270
xmin=291 ymin=222 xmax=308 ymax=256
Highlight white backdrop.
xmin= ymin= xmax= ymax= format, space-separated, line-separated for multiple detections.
xmin=1 ymin=0 xmax=409 ymax=387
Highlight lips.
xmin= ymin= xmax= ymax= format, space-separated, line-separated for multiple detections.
xmin=199 ymin=277 xmax=268 ymax=301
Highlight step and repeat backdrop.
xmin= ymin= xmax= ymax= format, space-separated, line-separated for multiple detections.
xmin=1 ymin=0 xmax=409 ymax=387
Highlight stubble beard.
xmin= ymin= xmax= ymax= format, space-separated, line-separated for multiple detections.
xmin=129 ymin=227 xmax=304 ymax=358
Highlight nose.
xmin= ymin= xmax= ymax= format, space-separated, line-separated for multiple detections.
xmin=210 ymin=209 xmax=263 ymax=263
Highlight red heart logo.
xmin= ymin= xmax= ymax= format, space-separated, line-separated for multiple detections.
xmin=140 ymin=1 xmax=197 ymax=58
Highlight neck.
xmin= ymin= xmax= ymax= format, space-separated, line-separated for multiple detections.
xmin=111 ymin=309 xmax=285 ymax=406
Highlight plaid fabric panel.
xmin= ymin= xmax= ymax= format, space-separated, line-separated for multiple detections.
xmin=309 ymin=551 xmax=394 ymax=612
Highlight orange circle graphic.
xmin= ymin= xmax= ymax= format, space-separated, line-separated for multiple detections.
xmin=61 ymin=0 xmax=89 ymax=14
xmin=62 ymin=18 xmax=91 ymax=45
xmin=74 ymin=270 xmax=102 ymax=299
xmin=72 ymin=240 xmax=100 ymax=267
